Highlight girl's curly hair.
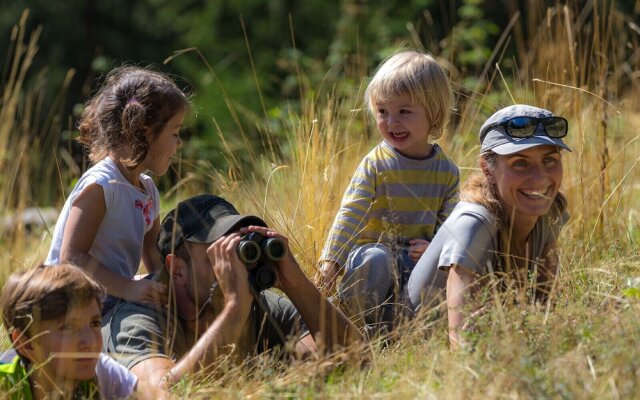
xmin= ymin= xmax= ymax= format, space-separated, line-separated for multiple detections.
xmin=77 ymin=66 xmax=189 ymax=168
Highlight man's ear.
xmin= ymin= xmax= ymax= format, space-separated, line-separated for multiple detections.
xmin=480 ymin=158 xmax=495 ymax=184
xmin=11 ymin=329 xmax=36 ymax=363
xmin=165 ymin=254 xmax=187 ymax=285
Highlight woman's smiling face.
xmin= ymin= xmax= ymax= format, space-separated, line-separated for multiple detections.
xmin=486 ymin=145 xmax=564 ymax=220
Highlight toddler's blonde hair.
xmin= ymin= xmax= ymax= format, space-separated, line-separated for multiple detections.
xmin=365 ymin=50 xmax=452 ymax=139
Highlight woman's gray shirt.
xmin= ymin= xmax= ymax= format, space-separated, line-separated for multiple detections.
xmin=406 ymin=201 xmax=568 ymax=310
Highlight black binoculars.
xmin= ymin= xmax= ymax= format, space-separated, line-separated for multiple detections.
xmin=236 ymin=232 xmax=286 ymax=290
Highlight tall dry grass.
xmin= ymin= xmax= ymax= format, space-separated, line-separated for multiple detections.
xmin=190 ymin=2 xmax=639 ymax=277
xmin=0 ymin=1 xmax=639 ymax=398
xmin=164 ymin=2 xmax=640 ymax=398
xmin=0 ymin=10 xmax=75 ymax=280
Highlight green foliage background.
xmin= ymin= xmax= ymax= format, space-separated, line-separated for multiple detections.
xmin=2 ymin=2 xmax=640 ymax=397
xmin=0 ymin=0 xmax=536 ymax=204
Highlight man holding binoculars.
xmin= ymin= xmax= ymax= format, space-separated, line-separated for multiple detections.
xmin=102 ymin=194 xmax=365 ymax=388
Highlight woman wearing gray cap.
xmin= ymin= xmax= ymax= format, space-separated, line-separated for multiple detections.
xmin=406 ymin=104 xmax=571 ymax=349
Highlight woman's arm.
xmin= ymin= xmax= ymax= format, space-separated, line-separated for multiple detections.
xmin=446 ymin=264 xmax=478 ymax=351
xmin=536 ymin=240 xmax=560 ymax=303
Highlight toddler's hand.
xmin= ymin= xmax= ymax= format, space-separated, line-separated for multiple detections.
xmin=315 ymin=261 xmax=340 ymax=296
xmin=408 ymin=239 xmax=430 ymax=263
xmin=128 ymin=279 xmax=167 ymax=305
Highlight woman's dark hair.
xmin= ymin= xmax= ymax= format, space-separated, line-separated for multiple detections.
xmin=77 ymin=66 xmax=189 ymax=168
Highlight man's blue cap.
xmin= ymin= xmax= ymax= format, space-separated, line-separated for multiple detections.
xmin=480 ymin=104 xmax=572 ymax=155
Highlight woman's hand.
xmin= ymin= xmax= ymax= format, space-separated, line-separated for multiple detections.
xmin=408 ymin=238 xmax=430 ymax=263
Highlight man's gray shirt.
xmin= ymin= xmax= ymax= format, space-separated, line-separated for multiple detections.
xmin=102 ymin=290 xmax=308 ymax=369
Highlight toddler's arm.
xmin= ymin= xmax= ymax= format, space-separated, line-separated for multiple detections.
xmin=436 ymin=168 xmax=460 ymax=229
xmin=319 ymin=155 xmax=377 ymax=280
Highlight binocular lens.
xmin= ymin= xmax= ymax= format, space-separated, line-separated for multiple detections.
xmin=263 ymin=238 xmax=286 ymax=260
xmin=253 ymin=266 xmax=277 ymax=290
xmin=236 ymin=232 xmax=285 ymax=291
xmin=237 ymin=240 xmax=261 ymax=264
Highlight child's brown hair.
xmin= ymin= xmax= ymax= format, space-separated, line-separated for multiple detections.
xmin=0 ymin=263 xmax=105 ymax=338
xmin=77 ymin=66 xmax=189 ymax=168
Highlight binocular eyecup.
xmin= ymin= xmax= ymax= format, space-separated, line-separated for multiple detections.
xmin=236 ymin=232 xmax=286 ymax=290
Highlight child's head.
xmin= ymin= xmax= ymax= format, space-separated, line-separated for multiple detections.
xmin=78 ymin=65 xmax=189 ymax=169
xmin=365 ymin=50 xmax=452 ymax=140
xmin=0 ymin=263 xmax=105 ymax=383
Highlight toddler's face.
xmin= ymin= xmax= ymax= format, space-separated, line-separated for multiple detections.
xmin=373 ymin=95 xmax=432 ymax=158
xmin=27 ymin=300 xmax=103 ymax=384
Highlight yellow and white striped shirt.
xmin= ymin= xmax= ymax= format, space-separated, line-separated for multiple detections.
xmin=321 ymin=141 xmax=459 ymax=267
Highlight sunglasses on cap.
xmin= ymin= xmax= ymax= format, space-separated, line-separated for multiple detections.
xmin=489 ymin=116 xmax=568 ymax=139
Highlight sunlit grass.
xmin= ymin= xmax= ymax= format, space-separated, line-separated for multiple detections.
xmin=1 ymin=2 xmax=640 ymax=398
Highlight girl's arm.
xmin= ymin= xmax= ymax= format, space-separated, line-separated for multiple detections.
xmin=142 ymin=217 xmax=164 ymax=274
xmin=60 ymin=184 xmax=166 ymax=304
xmin=446 ymin=264 xmax=478 ymax=351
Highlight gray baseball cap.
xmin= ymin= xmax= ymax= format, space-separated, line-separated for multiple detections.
xmin=479 ymin=104 xmax=572 ymax=155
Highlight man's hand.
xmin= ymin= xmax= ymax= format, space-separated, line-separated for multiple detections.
xmin=137 ymin=234 xmax=256 ymax=389
xmin=316 ymin=261 xmax=340 ymax=295
xmin=240 ymin=226 xmax=369 ymax=358
xmin=207 ymin=233 xmax=252 ymax=308
xmin=238 ymin=226 xmax=306 ymax=294
xmin=408 ymin=238 xmax=430 ymax=263
xmin=239 ymin=226 xmax=367 ymax=358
